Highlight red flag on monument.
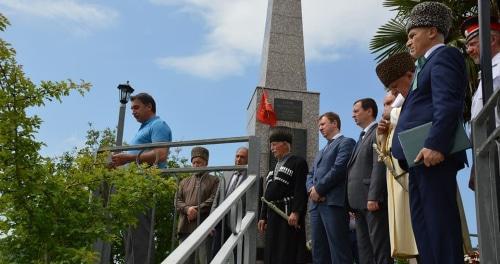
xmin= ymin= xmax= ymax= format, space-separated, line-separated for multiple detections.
xmin=256 ymin=90 xmax=277 ymax=126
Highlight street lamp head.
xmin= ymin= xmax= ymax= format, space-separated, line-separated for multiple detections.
xmin=117 ymin=81 xmax=135 ymax=104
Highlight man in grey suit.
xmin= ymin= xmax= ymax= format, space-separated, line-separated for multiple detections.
xmin=211 ymin=147 xmax=248 ymax=259
xmin=347 ymin=98 xmax=392 ymax=264
xmin=306 ymin=112 xmax=355 ymax=263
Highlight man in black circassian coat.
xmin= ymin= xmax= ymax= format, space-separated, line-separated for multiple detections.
xmin=258 ymin=126 xmax=308 ymax=264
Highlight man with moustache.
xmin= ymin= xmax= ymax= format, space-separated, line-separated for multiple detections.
xmin=462 ymin=16 xmax=500 ymax=190
xmin=258 ymin=127 xmax=308 ymax=264
xmin=462 ymin=16 xmax=500 ymax=129
xmin=306 ymin=112 xmax=355 ymax=263
xmin=176 ymin=147 xmax=219 ymax=264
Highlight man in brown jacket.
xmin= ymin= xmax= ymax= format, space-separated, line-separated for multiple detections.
xmin=175 ymin=146 xmax=219 ymax=264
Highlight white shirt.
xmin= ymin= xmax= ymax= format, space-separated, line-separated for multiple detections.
xmin=363 ymin=121 xmax=378 ymax=138
xmin=331 ymin=132 xmax=343 ymax=141
xmin=391 ymin=94 xmax=405 ymax=108
xmin=358 ymin=121 xmax=378 ymax=140
xmin=323 ymin=133 xmax=342 ymax=150
xmin=424 ymin=43 xmax=445 ymax=59
xmin=471 ymin=52 xmax=500 ymax=128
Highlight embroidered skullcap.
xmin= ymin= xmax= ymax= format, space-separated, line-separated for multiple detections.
xmin=191 ymin=146 xmax=209 ymax=162
xmin=406 ymin=2 xmax=453 ymax=38
xmin=375 ymin=52 xmax=416 ymax=88
xmin=269 ymin=126 xmax=292 ymax=144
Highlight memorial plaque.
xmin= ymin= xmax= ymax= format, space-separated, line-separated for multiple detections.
xmin=274 ymin=98 xmax=302 ymax=122
xmin=268 ymin=128 xmax=307 ymax=171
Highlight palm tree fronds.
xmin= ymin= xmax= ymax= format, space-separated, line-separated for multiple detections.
xmin=383 ymin=0 xmax=418 ymax=15
xmin=369 ymin=18 xmax=408 ymax=62
xmin=371 ymin=0 xmax=495 ymax=120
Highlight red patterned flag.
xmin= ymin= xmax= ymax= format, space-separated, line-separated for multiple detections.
xmin=256 ymin=90 xmax=277 ymax=126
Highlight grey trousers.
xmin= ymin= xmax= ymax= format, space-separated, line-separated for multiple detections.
xmin=354 ymin=208 xmax=392 ymax=264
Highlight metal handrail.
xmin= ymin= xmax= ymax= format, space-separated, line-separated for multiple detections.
xmin=98 ymin=136 xmax=250 ymax=152
xmin=476 ymin=126 xmax=500 ymax=156
xmin=473 ymin=4 xmax=500 ymax=260
xmin=472 ymin=99 xmax=500 ymax=262
xmin=211 ymin=212 xmax=255 ymax=264
xmin=160 ymin=165 xmax=247 ymax=174
xmin=95 ymin=135 xmax=260 ymax=263
xmin=474 ymin=86 xmax=499 ymax=125
xmin=163 ymin=174 xmax=257 ymax=264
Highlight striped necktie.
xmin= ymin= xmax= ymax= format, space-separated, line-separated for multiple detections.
xmin=226 ymin=172 xmax=240 ymax=196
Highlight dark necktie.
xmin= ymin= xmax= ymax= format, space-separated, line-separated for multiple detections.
xmin=358 ymin=131 xmax=366 ymax=142
xmin=353 ymin=131 xmax=366 ymax=153
xmin=226 ymin=172 xmax=240 ymax=196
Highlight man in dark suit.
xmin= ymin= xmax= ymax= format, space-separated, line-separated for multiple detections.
xmin=347 ymin=98 xmax=391 ymax=264
xmin=391 ymin=2 xmax=467 ymax=263
xmin=306 ymin=112 xmax=355 ymax=263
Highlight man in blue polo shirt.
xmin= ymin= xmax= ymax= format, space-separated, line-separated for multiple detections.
xmin=112 ymin=92 xmax=172 ymax=264
xmin=112 ymin=92 xmax=172 ymax=168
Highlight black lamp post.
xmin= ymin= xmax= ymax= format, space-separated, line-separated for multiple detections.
xmin=116 ymin=81 xmax=134 ymax=146
xmin=95 ymin=82 xmax=134 ymax=263
xmin=118 ymin=81 xmax=135 ymax=104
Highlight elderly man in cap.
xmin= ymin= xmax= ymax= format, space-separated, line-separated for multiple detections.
xmin=375 ymin=52 xmax=418 ymax=260
xmin=462 ymin=16 xmax=500 ymax=190
xmin=175 ymin=146 xmax=219 ymax=264
xmin=391 ymin=2 xmax=468 ymax=263
xmin=257 ymin=126 xmax=308 ymax=264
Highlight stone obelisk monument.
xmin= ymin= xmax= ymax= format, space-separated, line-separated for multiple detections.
xmin=247 ymin=0 xmax=319 ymax=177
xmin=247 ymin=1 xmax=319 ymax=259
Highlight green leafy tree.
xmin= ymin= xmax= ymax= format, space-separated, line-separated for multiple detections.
xmin=0 ymin=13 xmax=184 ymax=263
xmin=0 ymin=11 xmax=91 ymax=262
xmin=370 ymin=0 xmax=499 ymax=121
xmin=110 ymin=146 xmax=190 ymax=263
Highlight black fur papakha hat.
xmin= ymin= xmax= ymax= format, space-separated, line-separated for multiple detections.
xmin=191 ymin=146 xmax=209 ymax=162
xmin=376 ymin=52 xmax=416 ymax=88
xmin=406 ymin=2 xmax=453 ymax=38
xmin=269 ymin=126 xmax=292 ymax=144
